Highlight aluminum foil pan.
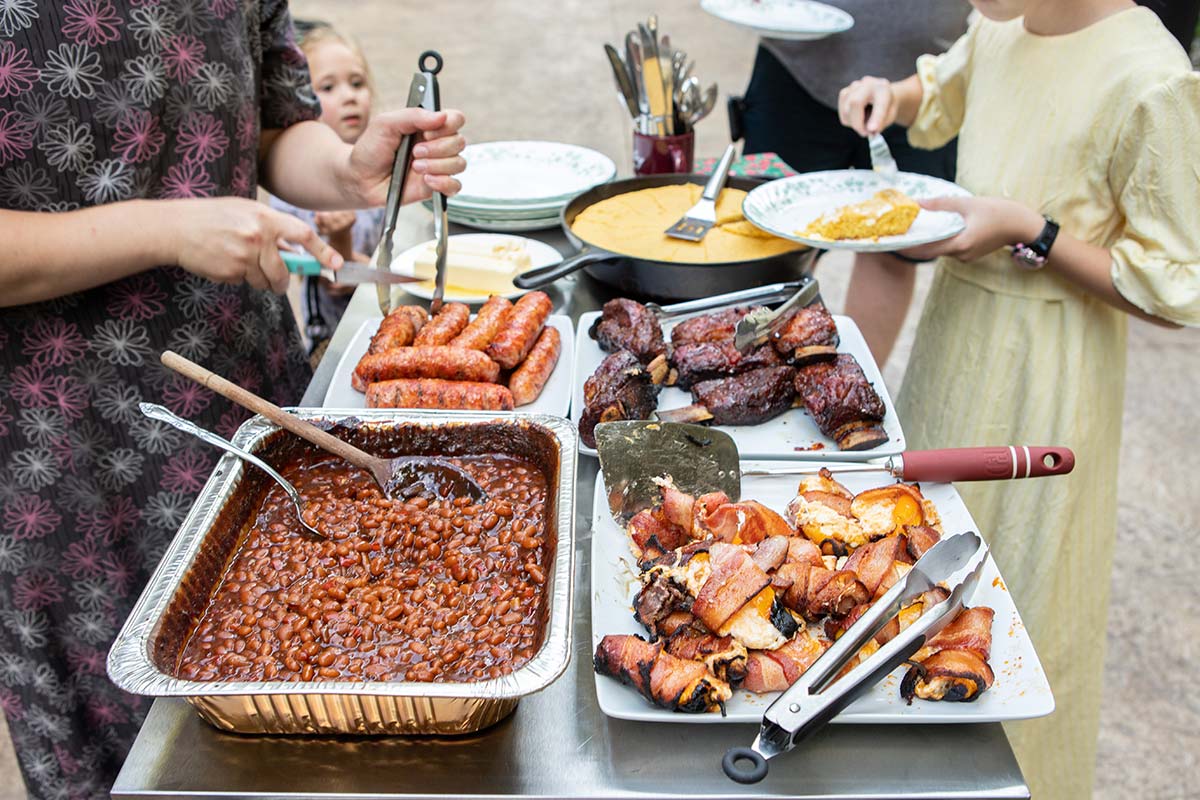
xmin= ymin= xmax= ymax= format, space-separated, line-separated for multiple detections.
xmin=108 ymin=409 xmax=576 ymax=735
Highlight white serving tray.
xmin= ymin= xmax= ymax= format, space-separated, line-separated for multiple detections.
xmin=572 ymin=313 xmax=904 ymax=460
xmin=591 ymin=468 xmax=1054 ymax=724
xmin=323 ymin=315 xmax=574 ymax=417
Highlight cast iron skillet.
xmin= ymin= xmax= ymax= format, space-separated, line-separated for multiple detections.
xmin=512 ymin=173 xmax=819 ymax=300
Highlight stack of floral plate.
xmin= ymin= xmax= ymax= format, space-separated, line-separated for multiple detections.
xmin=443 ymin=141 xmax=616 ymax=232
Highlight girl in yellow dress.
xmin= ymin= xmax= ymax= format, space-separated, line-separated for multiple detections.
xmin=837 ymin=1 xmax=1199 ymax=797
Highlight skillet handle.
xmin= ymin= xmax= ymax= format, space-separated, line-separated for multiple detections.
xmin=513 ymin=248 xmax=614 ymax=289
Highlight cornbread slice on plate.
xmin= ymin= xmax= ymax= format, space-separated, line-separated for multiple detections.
xmin=801 ymin=188 xmax=920 ymax=241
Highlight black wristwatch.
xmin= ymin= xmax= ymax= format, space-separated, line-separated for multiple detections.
xmin=1011 ymin=216 xmax=1060 ymax=271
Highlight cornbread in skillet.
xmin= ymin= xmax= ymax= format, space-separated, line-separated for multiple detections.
xmin=571 ymin=184 xmax=804 ymax=263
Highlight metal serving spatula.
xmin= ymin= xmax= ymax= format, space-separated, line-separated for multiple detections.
xmin=593 ymin=421 xmax=1074 ymax=520
xmin=664 ymin=143 xmax=737 ymax=242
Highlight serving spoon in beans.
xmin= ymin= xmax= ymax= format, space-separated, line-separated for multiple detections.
xmin=158 ymin=351 xmax=489 ymax=504
xmin=138 ymin=402 xmax=329 ymax=541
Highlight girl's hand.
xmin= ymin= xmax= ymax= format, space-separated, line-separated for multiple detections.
xmin=899 ymin=196 xmax=1045 ymax=262
xmin=314 ymin=210 xmax=356 ymax=237
xmin=345 ymin=108 xmax=467 ymax=207
xmin=838 ymin=77 xmax=897 ymax=136
xmin=170 ymin=198 xmax=343 ymax=293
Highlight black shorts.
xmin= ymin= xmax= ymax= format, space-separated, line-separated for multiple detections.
xmin=734 ymin=45 xmax=957 ymax=181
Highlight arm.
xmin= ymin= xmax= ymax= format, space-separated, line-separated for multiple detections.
xmin=0 ymin=197 xmax=341 ymax=307
xmin=0 ymin=202 xmax=170 ymax=306
xmin=900 ymin=196 xmax=1180 ymax=328
xmin=259 ymin=109 xmax=467 ymax=211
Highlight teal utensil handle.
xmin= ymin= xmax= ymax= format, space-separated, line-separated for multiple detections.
xmin=281 ymin=250 xmax=323 ymax=277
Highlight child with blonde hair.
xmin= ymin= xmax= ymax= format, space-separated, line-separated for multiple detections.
xmin=838 ymin=1 xmax=1199 ymax=796
xmin=272 ymin=23 xmax=385 ymax=352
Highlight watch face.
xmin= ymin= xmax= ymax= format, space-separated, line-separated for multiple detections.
xmin=1011 ymin=245 xmax=1045 ymax=270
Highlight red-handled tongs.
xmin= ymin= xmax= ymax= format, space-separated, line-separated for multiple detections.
xmin=375 ymin=51 xmax=448 ymax=315
xmin=722 ymin=530 xmax=988 ymax=784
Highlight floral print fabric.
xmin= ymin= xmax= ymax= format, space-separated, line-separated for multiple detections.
xmin=0 ymin=2 xmax=319 ymax=798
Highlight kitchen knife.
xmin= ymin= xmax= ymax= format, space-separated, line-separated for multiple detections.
xmin=604 ymin=43 xmax=639 ymax=118
xmin=281 ymin=251 xmax=424 ymax=286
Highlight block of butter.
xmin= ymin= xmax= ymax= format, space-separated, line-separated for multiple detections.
xmin=411 ymin=238 xmax=531 ymax=294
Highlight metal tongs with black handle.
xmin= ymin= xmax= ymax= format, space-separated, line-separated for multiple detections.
xmin=722 ymin=530 xmax=989 ymax=784
xmin=375 ymin=50 xmax=449 ymax=315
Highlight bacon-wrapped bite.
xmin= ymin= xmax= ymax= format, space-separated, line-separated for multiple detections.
xmin=772 ymin=561 xmax=870 ymax=621
xmin=627 ymin=508 xmax=689 ymax=562
xmin=904 ymin=525 xmax=942 ymax=560
xmin=593 ymin=634 xmax=731 ymax=713
xmin=664 ymin=624 xmax=749 ymax=686
xmin=902 ymin=606 xmax=996 ymax=703
xmin=633 ymin=571 xmax=694 ymax=638
xmin=703 ymin=500 xmax=795 ymax=545
xmin=842 ymin=534 xmax=911 ymax=599
xmin=742 ymin=629 xmax=830 ymax=693
xmin=750 ymin=535 xmax=790 ymax=573
xmin=902 ymin=649 xmax=995 ymax=703
xmin=912 ymin=606 xmax=995 ymax=663
xmin=690 ymin=543 xmax=771 ymax=633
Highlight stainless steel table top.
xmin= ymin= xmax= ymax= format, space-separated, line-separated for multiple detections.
xmin=112 ymin=224 xmax=1029 ymax=800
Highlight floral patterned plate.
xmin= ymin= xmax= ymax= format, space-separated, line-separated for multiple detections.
xmin=742 ymin=170 xmax=972 ymax=253
xmin=452 ymin=141 xmax=616 ymax=208
xmin=700 ymin=0 xmax=854 ymax=41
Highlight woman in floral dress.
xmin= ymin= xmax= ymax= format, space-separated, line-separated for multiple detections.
xmin=0 ymin=2 xmax=466 ymax=797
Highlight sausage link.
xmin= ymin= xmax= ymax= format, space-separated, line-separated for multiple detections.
xmin=367 ymin=308 xmax=417 ymax=355
xmin=508 ymin=326 xmax=560 ymax=406
xmin=449 ymin=296 xmax=513 ymax=351
xmin=366 ymin=379 xmax=515 ymax=410
xmin=485 ymin=291 xmax=552 ymax=369
xmin=399 ymin=305 xmax=428 ymax=335
xmin=354 ymin=346 xmax=500 ymax=384
xmin=413 ymin=303 xmax=469 ymax=346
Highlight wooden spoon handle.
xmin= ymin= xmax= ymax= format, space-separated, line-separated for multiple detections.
xmin=160 ymin=350 xmax=377 ymax=471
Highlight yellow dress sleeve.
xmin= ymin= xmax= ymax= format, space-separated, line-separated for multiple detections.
xmin=906 ymin=19 xmax=979 ymax=150
xmin=1108 ymin=72 xmax=1200 ymax=327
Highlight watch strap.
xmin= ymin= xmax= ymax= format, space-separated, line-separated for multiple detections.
xmin=1011 ymin=216 xmax=1059 ymax=270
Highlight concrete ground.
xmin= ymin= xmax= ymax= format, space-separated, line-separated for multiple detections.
xmin=2 ymin=2 xmax=1196 ymax=798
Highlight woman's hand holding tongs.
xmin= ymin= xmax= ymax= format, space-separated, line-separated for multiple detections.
xmin=346 ymin=108 xmax=468 ymax=206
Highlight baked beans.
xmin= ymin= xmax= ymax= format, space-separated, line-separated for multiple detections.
xmin=176 ymin=451 xmax=551 ymax=683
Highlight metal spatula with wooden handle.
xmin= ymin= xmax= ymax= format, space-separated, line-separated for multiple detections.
xmin=593 ymin=421 xmax=1074 ymax=520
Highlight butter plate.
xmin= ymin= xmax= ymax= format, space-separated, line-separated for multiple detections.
xmin=388 ymin=233 xmax=562 ymax=304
